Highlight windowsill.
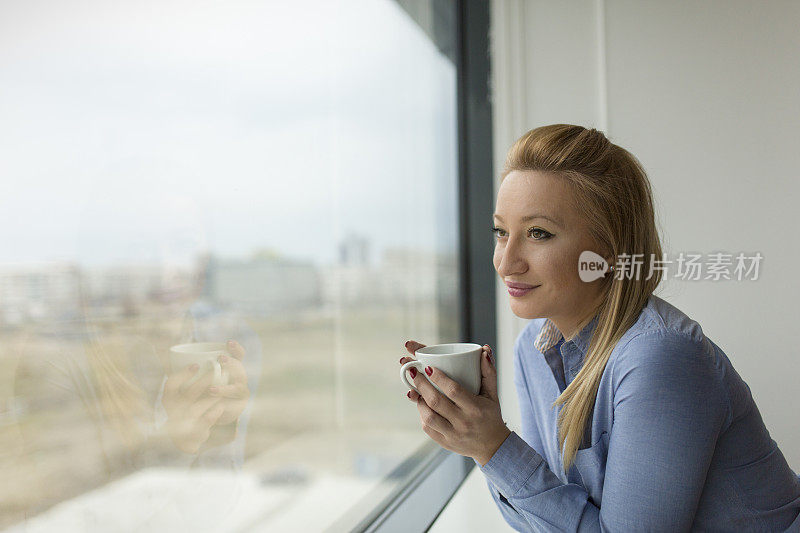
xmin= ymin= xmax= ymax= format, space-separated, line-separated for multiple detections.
xmin=429 ymin=466 xmax=515 ymax=532
xmin=13 ymin=428 xmax=427 ymax=532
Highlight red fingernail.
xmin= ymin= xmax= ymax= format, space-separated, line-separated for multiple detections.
xmin=407 ymin=391 xmax=412 ymax=398
xmin=405 ymin=340 xmax=410 ymax=347
xmin=409 ymin=367 xmax=417 ymax=378
xmin=399 ymin=357 xmax=405 ymax=364
xmin=486 ymin=353 xmax=493 ymax=364
xmin=425 ymin=366 xmax=433 ymax=376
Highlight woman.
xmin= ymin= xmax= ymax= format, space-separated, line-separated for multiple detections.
xmin=399 ymin=125 xmax=800 ymax=531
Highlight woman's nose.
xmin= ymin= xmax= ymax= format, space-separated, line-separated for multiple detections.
xmin=496 ymin=240 xmax=527 ymax=276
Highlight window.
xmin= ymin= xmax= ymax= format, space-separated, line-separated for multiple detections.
xmin=0 ymin=0 xmax=493 ymax=530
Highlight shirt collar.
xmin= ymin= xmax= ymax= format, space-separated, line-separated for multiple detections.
xmin=533 ymin=314 xmax=600 ymax=356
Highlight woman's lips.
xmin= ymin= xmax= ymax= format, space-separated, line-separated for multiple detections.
xmin=508 ymin=285 xmax=540 ymax=297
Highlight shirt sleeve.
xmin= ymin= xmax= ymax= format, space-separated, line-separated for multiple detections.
xmin=476 ymin=330 xmax=729 ymax=532
xmin=479 ymin=473 xmax=534 ymax=532
xmin=476 ymin=331 xmax=549 ymax=531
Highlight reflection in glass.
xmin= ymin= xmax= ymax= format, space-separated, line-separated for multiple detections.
xmin=0 ymin=0 xmax=459 ymax=530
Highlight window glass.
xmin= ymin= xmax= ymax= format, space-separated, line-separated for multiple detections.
xmin=0 ymin=0 xmax=460 ymax=530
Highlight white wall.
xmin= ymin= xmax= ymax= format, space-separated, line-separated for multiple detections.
xmin=433 ymin=0 xmax=799 ymax=529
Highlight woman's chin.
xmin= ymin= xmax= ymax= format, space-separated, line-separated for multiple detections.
xmin=509 ymin=302 xmax=543 ymax=320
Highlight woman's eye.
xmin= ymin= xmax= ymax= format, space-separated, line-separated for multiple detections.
xmin=529 ymin=228 xmax=552 ymax=240
xmin=490 ymin=226 xmax=552 ymax=240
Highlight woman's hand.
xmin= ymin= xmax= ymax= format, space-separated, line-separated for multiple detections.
xmin=162 ymin=340 xmax=250 ymax=454
xmin=399 ymin=341 xmax=511 ymax=466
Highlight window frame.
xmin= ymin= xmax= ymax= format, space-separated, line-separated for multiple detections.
xmin=349 ymin=1 xmax=495 ymax=530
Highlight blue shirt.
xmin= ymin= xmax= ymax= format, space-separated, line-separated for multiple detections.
xmin=476 ymin=294 xmax=800 ymax=531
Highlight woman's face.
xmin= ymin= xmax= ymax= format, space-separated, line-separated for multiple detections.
xmin=492 ymin=170 xmax=609 ymax=338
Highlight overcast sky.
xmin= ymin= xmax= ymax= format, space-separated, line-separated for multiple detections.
xmin=0 ymin=0 xmax=458 ymax=268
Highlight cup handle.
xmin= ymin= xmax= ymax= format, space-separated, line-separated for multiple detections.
xmin=400 ymin=361 xmax=423 ymax=392
xmin=210 ymin=359 xmax=224 ymax=388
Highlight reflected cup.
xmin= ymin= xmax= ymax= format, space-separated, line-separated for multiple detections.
xmin=169 ymin=342 xmax=231 ymax=389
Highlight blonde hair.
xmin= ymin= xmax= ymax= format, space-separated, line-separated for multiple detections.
xmin=76 ymin=282 xmax=153 ymax=459
xmin=84 ymin=329 xmax=151 ymax=454
xmin=501 ymin=124 xmax=663 ymax=473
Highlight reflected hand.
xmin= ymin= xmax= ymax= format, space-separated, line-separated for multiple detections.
xmin=162 ymin=362 xmax=227 ymax=454
xmin=399 ymin=341 xmax=510 ymax=466
xmin=398 ymin=339 xmax=425 ymax=365
xmin=207 ymin=340 xmax=250 ymax=425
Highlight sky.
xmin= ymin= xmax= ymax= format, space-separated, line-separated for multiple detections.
xmin=0 ymin=0 xmax=459 ymax=268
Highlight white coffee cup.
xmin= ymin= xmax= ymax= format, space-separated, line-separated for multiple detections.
xmin=400 ymin=343 xmax=482 ymax=397
xmin=169 ymin=342 xmax=230 ymax=389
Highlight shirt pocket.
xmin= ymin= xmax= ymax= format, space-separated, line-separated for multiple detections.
xmin=571 ymin=430 xmax=609 ymax=508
